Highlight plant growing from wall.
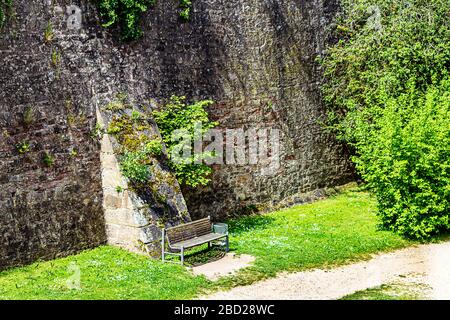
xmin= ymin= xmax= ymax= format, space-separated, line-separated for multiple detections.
xmin=104 ymin=99 xmax=163 ymax=185
xmin=103 ymin=92 xmax=130 ymax=111
xmin=42 ymin=152 xmax=55 ymax=167
xmin=119 ymin=141 xmax=162 ymax=183
xmin=22 ymin=106 xmax=34 ymax=127
xmin=90 ymin=123 xmax=105 ymax=140
xmin=179 ymin=0 xmax=192 ymax=21
xmin=321 ymin=0 xmax=450 ymax=239
xmin=0 ymin=0 xmax=12 ymax=30
xmin=51 ymin=48 xmax=61 ymax=79
xmin=96 ymin=0 xmax=156 ymax=41
xmin=16 ymin=141 xmax=30 ymax=154
xmin=70 ymin=148 xmax=78 ymax=157
xmin=95 ymin=0 xmax=194 ymax=41
xmin=152 ymin=95 xmax=218 ymax=187
xmin=104 ymin=94 xmax=217 ymax=188
xmin=44 ymin=21 xmax=54 ymax=43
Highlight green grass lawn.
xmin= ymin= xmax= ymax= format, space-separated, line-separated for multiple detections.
xmin=341 ymin=282 xmax=431 ymax=300
xmin=0 ymin=246 xmax=210 ymax=300
xmin=214 ymin=188 xmax=414 ymax=288
xmin=0 ymin=188 xmax=415 ymax=299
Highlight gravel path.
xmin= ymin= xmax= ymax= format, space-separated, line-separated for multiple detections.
xmin=202 ymin=241 xmax=450 ymax=300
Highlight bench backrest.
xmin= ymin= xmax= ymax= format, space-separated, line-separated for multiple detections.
xmin=165 ymin=216 xmax=212 ymax=245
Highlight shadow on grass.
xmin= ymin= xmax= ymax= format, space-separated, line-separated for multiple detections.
xmin=163 ymin=244 xmax=228 ymax=267
xmin=227 ymin=215 xmax=276 ymax=236
xmin=184 ymin=246 xmax=227 ymax=267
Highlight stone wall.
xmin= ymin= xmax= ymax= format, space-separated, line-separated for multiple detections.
xmin=0 ymin=1 xmax=108 ymax=269
xmin=0 ymin=0 xmax=354 ymax=269
xmin=97 ymin=106 xmax=191 ymax=256
xmin=131 ymin=0 xmax=356 ymax=219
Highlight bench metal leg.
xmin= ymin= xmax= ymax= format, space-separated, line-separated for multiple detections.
xmin=225 ymin=235 xmax=229 ymax=252
xmin=208 ymin=242 xmax=211 ymax=249
xmin=161 ymin=229 xmax=165 ymax=263
xmin=180 ymin=246 xmax=184 ymax=266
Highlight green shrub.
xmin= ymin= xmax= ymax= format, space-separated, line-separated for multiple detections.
xmin=179 ymin=0 xmax=192 ymax=21
xmin=354 ymin=80 xmax=450 ymax=239
xmin=97 ymin=0 xmax=156 ymax=41
xmin=152 ymin=96 xmax=218 ymax=187
xmin=321 ymin=0 xmax=450 ymax=239
xmin=96 ymin=0 xmax=194 ymax=41
xmin=119 ymin=140 xmax=162 ymax=183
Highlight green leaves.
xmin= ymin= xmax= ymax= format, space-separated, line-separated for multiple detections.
xmin=97 ymin=0 xmax=155 ymax=41
xmin=322 ymin=0 xmax=450 ymax=239
xmin=119 ymin=140 xmax=162 ymax=183
xmin=96 ymin=0 xmax=194 ymax=41
xmin=355 ymin=79 xmax=450 ymax=239
xmin=179 ymin=0 xmax=193 ymax=21
xmin=153 ymin=95 xmax=218 ymax=188
xmin=0 ymin=0 xmax=13 ymax=29
xmin=103 ymin=93 xmax=216 ymax=188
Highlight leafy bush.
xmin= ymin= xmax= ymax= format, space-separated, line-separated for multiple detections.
xmin=355 ymin=80 xmax=450 ymax=239
xmin=96 ymin=0 xmax=194 ymax=41
xmin=97 ymin=0 xmax=156 ymax=41
xmin=119 ymin=141 xmax=162 ymax=183
xmin=153 ymin=96 xmax=218 ymax=187
xmin=321 ymin=0 xmax=450 ymax=239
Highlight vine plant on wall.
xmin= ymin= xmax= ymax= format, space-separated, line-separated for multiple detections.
xmin=96 ymin=0 xmax=194 ymax=41
xmin=0 ymin=0 xmax=13 ymax=29
xmin=102 ymin=93 xmax=217 ymax=190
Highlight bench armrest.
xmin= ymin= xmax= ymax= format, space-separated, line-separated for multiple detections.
xmin=213 ymin=223 xmax=228 ymax=235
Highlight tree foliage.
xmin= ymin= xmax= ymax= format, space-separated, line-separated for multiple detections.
xmin=321 ymin=0 xmax=450 ymax=239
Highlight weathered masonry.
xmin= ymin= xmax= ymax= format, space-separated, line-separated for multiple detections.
xmin=0 ymin=0 xmax=354 ymax=269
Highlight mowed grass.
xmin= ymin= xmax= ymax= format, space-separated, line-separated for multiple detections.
xmin=215 ymin=188 xmax=414 ymax=287
xmin=341 ymin=282 xmax=431 ymax=300
xmin=0 ymin=187 xmax=414 ymax=299
xmin=0 ymin=246 xmax=211 ymax=300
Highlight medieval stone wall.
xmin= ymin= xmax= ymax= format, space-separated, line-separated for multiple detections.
xmin=0 ymin=0 xmax=354 ymax=269
xmin=132 ymin=0 xmax=355 ymax=218
xmin=0 ymin=1 xmax=107 ymax=269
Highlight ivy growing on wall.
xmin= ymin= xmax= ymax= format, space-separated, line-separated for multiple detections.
xmin=96 ymin=0 xmax=194 ymax=41
xmin=0 ymin=0 xmax=13 ymax=29
xmin=102 ymin=94 xmax=217 ymax=188
xmin=178 ymin=0 xmax=192 ymax=21
xmin=152 ymin=96 xmax=218 ymax=187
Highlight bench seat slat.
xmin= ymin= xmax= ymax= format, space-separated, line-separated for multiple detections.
xmin=170 ymin=233 xmax=227 ymax=250
xmin=166 ymin=217 xmax=213 ymax=244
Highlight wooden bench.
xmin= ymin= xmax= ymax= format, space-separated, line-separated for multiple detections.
xmin=161 ymin=216 xmax=229 ymax=265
